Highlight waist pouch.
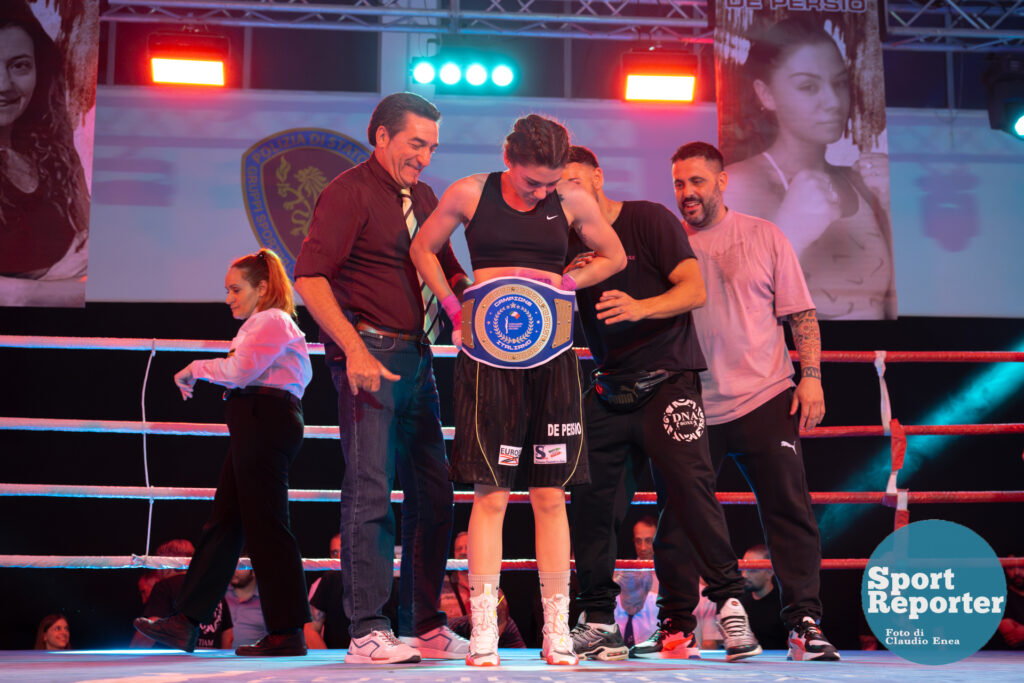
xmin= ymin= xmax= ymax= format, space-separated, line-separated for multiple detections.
xmin=460 ymin=276 xmax=575 ymax=369
xmin=593 ymin=369 xmax=672 ymax=412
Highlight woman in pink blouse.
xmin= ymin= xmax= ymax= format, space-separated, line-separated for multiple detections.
xmin=133 ymin=249 xmax=313 ymax=657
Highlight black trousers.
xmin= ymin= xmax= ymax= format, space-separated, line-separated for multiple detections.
xmin=569 ymin=372 xmax=745 ymax=630
xmin=175 ymin=393 xmax=311 ymax=631
xmin=654 ymin=388 xmax=823 ymax=630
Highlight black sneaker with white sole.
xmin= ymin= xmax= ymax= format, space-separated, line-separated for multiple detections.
xmin=628 ymin=618 xmax=701 ymax=659
xmin=787 ymin=617 xmax=841 ymax=661
xmin=569 ymin=620 xmax=628 ymax=661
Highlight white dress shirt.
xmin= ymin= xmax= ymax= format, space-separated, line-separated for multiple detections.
xmin=190 ymin=308 xmax=312 ymax=400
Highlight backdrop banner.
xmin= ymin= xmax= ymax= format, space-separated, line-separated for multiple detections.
xmin=0 ymin=0 xmax=98 ymax=308
xmin=715 ymin=0 xmax=896 ymax=320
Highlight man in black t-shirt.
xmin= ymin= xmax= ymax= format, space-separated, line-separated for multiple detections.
xmin=563 ymin=146 xmax=760 ymax=663
xmin=738 ymin=545 xmax=788 ymax=650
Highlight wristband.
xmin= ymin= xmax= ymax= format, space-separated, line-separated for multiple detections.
xmin=561 ymin=273 xmax=578 ymax=292
xmin=440 ymin=294 xmax=461 ymax=325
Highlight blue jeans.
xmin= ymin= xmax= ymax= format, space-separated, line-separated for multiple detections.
xmin=329 ymin=332 xmax=453 ymax=638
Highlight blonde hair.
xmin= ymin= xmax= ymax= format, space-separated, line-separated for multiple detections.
xmin=231 ymin=248 xmax=296 ymax=317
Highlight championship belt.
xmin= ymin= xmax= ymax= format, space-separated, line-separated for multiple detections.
xmin=459 ymin=276 xmax=575 ymax=369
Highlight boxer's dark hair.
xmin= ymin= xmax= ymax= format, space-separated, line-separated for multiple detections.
xmin=504 ymin=114 xmax=570 ymax=168
xmin=670 ymin=141 xmax=724 ymax=171
xmin=567 ymin=145 xmax=600 ymax=169
xmin=368 ymin=92 xmax=441 ymax=147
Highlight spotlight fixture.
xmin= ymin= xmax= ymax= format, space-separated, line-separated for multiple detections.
xmin=148 ymin=30 xmax=229 ymax=86
xmin=983 ymin=56 xmax=1024 ymax=139
xmin=409 ymin=51 xmax=516 ymax=93
xmin=622 ymin=49 xmax=697 ymax=102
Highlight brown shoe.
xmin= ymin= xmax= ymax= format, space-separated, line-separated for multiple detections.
xmin=235 ymin=631 xmax=307 ymax=657
xmin=133 ymin=614 xmax=198 ymax=653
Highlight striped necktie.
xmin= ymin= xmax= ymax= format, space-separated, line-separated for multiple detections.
xmin=401 ymin=189 xmax=440 ymax=344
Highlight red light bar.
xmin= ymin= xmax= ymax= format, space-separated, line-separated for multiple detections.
xmin=625 ymin=74 xmax=695 ymax=102
xmin=147 ymin=31 xmax=229 ymax=87
xmin=151 ymin=58 xmax=225 ymax=86
xmin=622 ymin=50 xmax=697 ymax=102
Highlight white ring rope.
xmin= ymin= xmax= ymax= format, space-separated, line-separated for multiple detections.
xmin=0 ymin=484 xmax=588 ymax=505
xmin=141 ymin=338 xmax=157 ymax=557
xmin=0 ymin=417 xmax=455 ymax=440
xmin=0 ymin=334 xmax=600 ymax=360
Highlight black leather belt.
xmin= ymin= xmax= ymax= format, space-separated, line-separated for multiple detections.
xmin=223 ymin=386 xmax=301 ymax=408
xmin=355 ymin=320 xmax=424 ymax=342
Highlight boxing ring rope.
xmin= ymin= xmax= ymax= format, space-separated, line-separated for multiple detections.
xmin=1 ymin=554 xmax=1023 ymax=572
xmin=2 ymin=335 xmax=1023 ymax=572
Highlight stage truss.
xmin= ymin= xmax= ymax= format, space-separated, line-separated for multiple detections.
xmin=100 ymin=0 xmax=1024 ymax=53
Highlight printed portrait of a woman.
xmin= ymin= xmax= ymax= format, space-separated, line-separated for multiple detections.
xmin=1 ymin=1 xmax=94 ymax=307
xmin=717 ymin=9 xmax=896 ymax=320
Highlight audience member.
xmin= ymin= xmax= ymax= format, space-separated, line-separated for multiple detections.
xmin=306 ymin=533 xmax=352 ymax=649
xmin=991 ymin=557 xmax=1024 ymax=649
xmin=307 ymin=533 xmax=342 ymax=601
xmin=693 ymin=578 xmax=723 ymax=649
xmin=611 ymin=518 xmax=659 ymax=647
xmin=138 ymin=572 xmax=159 ymax=606
xmin=306 ymin=535 xmax=401 ymax=648
xmin=225 ymin=565 xmax=269 ymax=648
xmin=438 ymin=531 xmax=526 ymax=648
xmin=34 ymin=613 xmax=70 ymax=650
xmin=130 ymin=539 xmax=234 ymax=649
xmin=738 ymin=545 xmax=788 ymax=650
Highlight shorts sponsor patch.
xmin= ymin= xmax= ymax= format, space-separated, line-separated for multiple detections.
xmin=498 ymin=445 xmax=521 ymax=466
xmin=534 ymin=444 xmax=566 ymax=464
xmin=662 ymin=397 xmax=706 ymax=443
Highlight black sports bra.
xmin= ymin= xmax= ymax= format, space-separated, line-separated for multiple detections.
xmin=464 ymin=172 xmax=570 ymax=274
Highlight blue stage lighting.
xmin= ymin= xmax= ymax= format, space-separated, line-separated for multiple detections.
xmin=439 ymin=62 xmax=461 ymax=85
xmin=492 ymin=64 xmax=514 ymax=87
xmin=412 ymin=61 xmax=435 ymax=84
xmin=466 ymin=63 xmax=488 ymax=86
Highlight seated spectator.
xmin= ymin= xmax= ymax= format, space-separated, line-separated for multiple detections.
xmin=305 ymin=533 xmax=351 ymax=649
xmin=694 ymin=578 xmax=723 ymax=649
xmin=990 ymin=557 xmax=1024 ymax=649
xmin=138 ymin=572 xmax=160 ymax=606
xmin=440 ymin=531 xmax=526 ymax=648
xmin=611 ymin=517 xmax=659 ymax=647
xmin=738 ymin=545 xmax=788 ymax=650
xmin=130 ymin=538 xmax=234 ymax=649
xmin=307 ymin=533 xmax=342 ymax=601
xmin=306 ymin=535 xmax=402 ymax=649
xmin=34 ymin=614 xmax=70 ymax=650
xmin=225 ymin=564 xmax=269 ymax=648
xmin=136 ymin=538 xmax=196 ymax=612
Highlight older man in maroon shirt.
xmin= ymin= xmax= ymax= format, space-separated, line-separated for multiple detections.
xmin=294 ymin=92 xmax=470 ymax=664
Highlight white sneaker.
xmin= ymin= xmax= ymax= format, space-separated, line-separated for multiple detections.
xmin=346 ymin=629 xmax=422 ymax=664
xmin=466 ymin=585 xmax=500 ymax=666
xmin=402 ymin=624 xmax=469 ymax=659
xmin=541 ymin=593 xmax=578 ymax=665
xmin=717 ymin=598 xmax=762 ymax=662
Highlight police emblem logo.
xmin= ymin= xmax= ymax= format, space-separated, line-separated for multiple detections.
xmin=662 ymin=397 xmax=706 ymax=442
xmin=241 ymin=128 xmax=370 ymax=277
xmin=534 ymin=444 xmax=567 ymax=465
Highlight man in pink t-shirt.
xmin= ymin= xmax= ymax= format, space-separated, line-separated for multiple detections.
xmin=651 ymin=142 xmax=840 ymax=662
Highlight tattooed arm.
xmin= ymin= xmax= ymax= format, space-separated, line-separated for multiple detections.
xmin=787 ymin=308 xmax=825 ymax=430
